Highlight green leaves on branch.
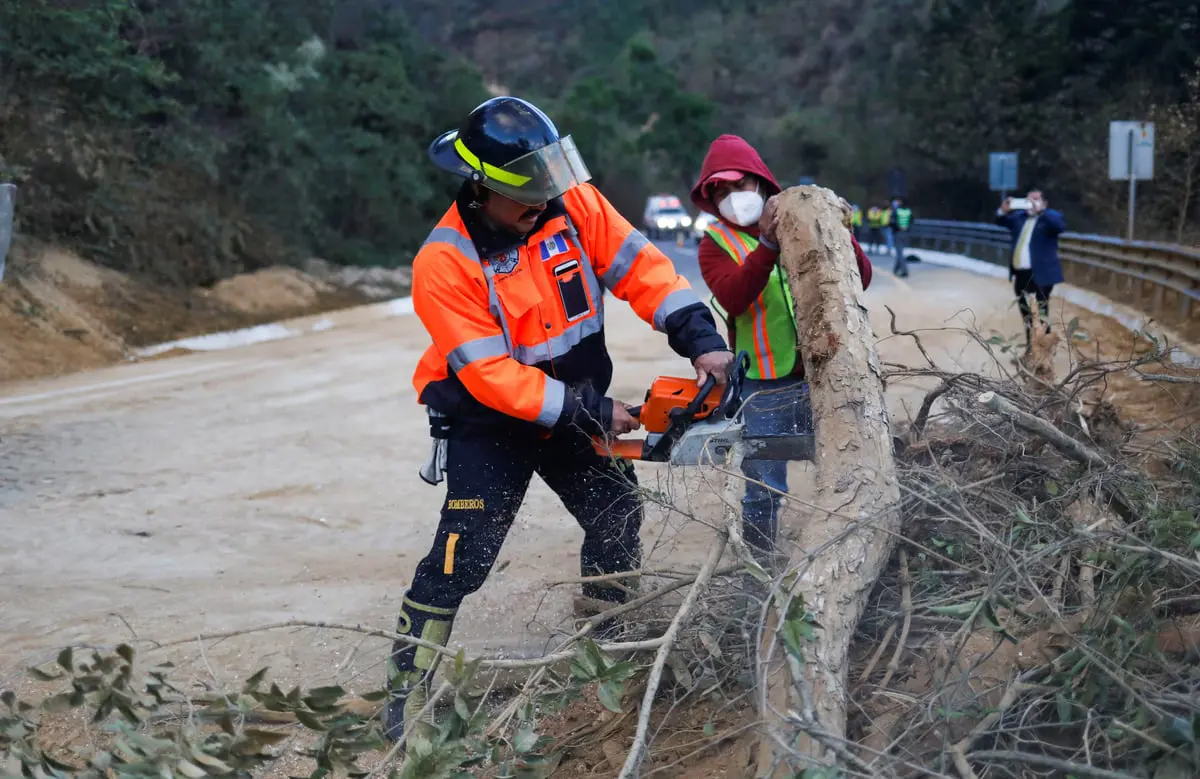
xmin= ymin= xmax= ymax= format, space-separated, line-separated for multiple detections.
xmin=570 ymin=639 xmax=638 ymax=714
xmin=777 ymin=593 xmax=820 ymax=663
xmin=2 ymin=645 xmax=326 ymax=779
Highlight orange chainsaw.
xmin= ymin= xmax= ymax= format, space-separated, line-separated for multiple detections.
xmin=593 ymin=350 xmax=816 ymax=465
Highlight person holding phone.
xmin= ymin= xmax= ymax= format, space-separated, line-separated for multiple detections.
xmin=997 ymin=190 xmax=1066 ymax=350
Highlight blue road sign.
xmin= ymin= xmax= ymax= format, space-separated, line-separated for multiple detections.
xmin=989 ymin=152 xmax=1018 ymax=192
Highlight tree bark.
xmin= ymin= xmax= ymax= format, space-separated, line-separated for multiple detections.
xmin=755 ymin=186 xmax=901 ymax=775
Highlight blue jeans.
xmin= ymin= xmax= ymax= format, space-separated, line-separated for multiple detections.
xmin=740 ymin=377 xmax=813 ymax=552
xmin=892 ymin=230 xmax=909 ymax=275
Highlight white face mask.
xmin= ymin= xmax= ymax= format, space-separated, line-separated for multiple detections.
xmin=718 ymin=188 xmax=764 ymax=226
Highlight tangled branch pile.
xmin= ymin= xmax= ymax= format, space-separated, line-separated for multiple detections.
xmin=3 ymin=325 xmax=1199 ymax=778
xmin=845 ymin=327 xmax=1200 ymax=779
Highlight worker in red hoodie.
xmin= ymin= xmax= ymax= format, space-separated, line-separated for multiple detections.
xmin=692 ymin=134 xmax=872 ymax=556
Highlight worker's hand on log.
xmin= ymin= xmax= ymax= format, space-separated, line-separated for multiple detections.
xmin=609 ymin=402 xmax=640 ymax=435
xmin=759 ymin=195 xmax=780 ymax=244
xmin=694 ymin=350 xmax=735 ymax=386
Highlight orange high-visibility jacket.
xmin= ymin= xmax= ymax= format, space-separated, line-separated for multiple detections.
xmin=412 ymin=183 xmax=726 ymax=434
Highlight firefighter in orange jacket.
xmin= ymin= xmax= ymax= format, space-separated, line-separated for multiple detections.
xmin=386 ymin=97 xmax=733 ymax=743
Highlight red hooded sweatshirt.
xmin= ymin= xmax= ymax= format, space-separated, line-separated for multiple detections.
xmin=690 ymin=135 xmax=872 ymax=375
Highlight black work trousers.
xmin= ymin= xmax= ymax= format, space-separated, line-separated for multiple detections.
xmin=406 ymin=427 xmax=643 ymax=611
xmin=1013 ymin=268 xmax=1053 ymax=338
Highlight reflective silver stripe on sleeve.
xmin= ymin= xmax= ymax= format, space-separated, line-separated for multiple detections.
xmin=535 ymin=378 xmax=567 ymax=427
xmin=480 ymin=261 xmax=514 ymax=354
xmin=566 ymin=219 xmax=607 ymax=315
xmin=423 ymin=226 xmax=479 ymax=261
xmin=653 ymin=288 xmax=701 ymax=331
xmin=599 ymin=230 xmax=649 ymax=289
xmin=446 ymin=334 xmax=509 ymax=373
xmin=512 ymin=315 xmax=603 ymax=365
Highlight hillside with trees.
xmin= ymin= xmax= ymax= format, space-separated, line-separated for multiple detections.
xmin=1 ymin=0 xmax=1197 ymax=285
xmin=0 ymin=0 xmax=487 ymax=283
xmin=405 ymin=0 xmax=1200 ymax=239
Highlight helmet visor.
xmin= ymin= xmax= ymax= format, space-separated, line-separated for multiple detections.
xmin=458 ymin=135 xmax=592 ymax=206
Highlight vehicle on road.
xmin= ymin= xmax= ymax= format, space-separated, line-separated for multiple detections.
xmin=643 ymin=194 xmax=692 ymax=240
xmin=691 ymin=211 xmax=716 ymax=244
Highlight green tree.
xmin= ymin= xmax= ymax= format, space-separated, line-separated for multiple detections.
xmin=901 ymin=0 xmax=1073 ymax=217
xmin=0 ymin=0 xmax=490 ymax=281
xmin=555 ymin=34 xmax=714 ymax=215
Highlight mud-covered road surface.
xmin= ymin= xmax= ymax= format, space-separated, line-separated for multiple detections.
xmin=0 ymin=245 xmax=1093 ymax=694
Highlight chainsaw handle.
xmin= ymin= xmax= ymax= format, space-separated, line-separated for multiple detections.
xmin=719 ymin=350 xmax=751 ymax=418
xmin=677 ymin=373 xmax=717 ymax=421
xmin=684 ymin=350 xmax=749 ymax=422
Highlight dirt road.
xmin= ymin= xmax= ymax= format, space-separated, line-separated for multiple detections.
xmin=0 ymin=246 xmax=1086 ymax=694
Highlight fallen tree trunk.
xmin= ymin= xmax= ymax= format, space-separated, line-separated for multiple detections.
xmin=755 ymin=186 xmax=901 ymax=775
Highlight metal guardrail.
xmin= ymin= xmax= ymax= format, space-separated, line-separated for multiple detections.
xmin=908 ymin=218 xmax=1200 ymax=326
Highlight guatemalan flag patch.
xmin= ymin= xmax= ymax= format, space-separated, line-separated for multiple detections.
xmin=539 ymin=233 xmax=570 ymax=261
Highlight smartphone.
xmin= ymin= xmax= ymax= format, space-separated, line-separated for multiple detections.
xmin=1008 ymin=198 xmax=1033 ymax=211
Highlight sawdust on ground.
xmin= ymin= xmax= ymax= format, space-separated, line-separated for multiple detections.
xmin=538 ymin=692 xmax=759 ymax=778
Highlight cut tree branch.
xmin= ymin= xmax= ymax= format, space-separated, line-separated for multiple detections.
xmin=967 ymin=750 xmax=1138 ymax=779
xmin=1136 ymin=371 xmax=1200 ymax=384
xmin=977 ymin=391 xmax=1108 ymax=467
xmin=876 ymin=549 xmax=911 ymax=692
xmin=618 ymin=526 xmax=729 ymax=779
xmin=152 ymin=619 xmax=666 ymax=671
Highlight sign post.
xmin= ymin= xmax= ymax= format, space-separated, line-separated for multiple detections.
xmin=0 ymin=183 xmax=15 ymax=283
xmin=1108 ymin=121 xmax=1154 ymax=241
xmin=988 ymin=152 xmax=1018 ymax=199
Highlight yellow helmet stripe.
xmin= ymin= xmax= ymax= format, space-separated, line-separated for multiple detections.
xmin=454 ymin=138 xmax=532 ymax=187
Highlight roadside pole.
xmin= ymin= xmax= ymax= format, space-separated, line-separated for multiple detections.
xmin=1127 ymin=129 xmax=1136 ymax=240
xmin=0 ymin=183 xmax=15 ymax=283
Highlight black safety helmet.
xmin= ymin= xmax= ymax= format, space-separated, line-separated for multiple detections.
xmin=428 ymin=96 xmax=591 ymax=206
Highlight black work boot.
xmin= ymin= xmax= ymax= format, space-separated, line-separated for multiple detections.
xmin=383 ymin=597 xmax=456 ymax=745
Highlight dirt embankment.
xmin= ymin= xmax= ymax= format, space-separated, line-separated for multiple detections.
xmin=0 ymin=245 xmax=411 ymax=383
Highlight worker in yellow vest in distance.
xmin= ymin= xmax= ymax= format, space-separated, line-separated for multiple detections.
xmin=850 ymin=204 xmax=864 ymax=244
xmin=865 ymin=205 xmax=885 ymax=254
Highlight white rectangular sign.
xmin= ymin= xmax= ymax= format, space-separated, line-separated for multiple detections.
xmin=1109 ymin=121 xmax=1154 ymax=181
